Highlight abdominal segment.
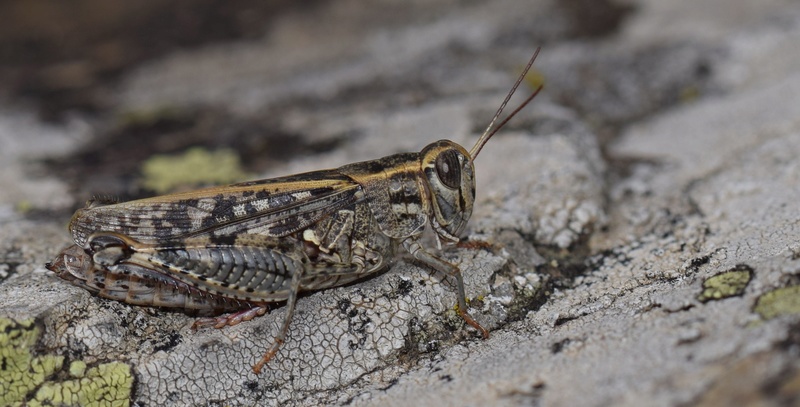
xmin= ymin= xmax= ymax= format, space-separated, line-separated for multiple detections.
xmin=49 ymin=245 xmax=259 ymax=315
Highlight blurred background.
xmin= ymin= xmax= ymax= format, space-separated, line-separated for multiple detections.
xmin=2 ymin=1 xmax=798 ymax=213
xmin=0 ymin=0 xmax=727 ymax=212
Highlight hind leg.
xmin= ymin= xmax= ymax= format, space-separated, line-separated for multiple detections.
xmin=192 ymin=305 xmax=270 ymax=329
xmin=251 ymin=270 xmax=303 ymax=374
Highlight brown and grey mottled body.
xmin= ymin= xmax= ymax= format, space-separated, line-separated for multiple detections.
xmin=48 ymin=244 xmax=260 ymax=315
xmin=48 ymin=49 xmax=543 ymax=374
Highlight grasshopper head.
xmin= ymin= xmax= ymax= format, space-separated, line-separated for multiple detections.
xmin=418 ymin=49 xmax=544 ymax=244
xmin=46 ymin=245 xmax=93 ymax=282
xmin=420 ymin=140 xmax=476 ymax=243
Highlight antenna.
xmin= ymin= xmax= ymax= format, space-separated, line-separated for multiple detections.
xmin=469 ymin=47 xmax=543 ymax=160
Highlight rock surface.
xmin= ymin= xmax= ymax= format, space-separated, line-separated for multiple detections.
xmin=2 ymin=0 xmax=799 ymax=405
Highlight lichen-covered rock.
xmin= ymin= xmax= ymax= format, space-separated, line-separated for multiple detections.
xmin=1 ymin=0 xmax=800 ymax=405
xmin=0 ymin=318 xmax=132 ymax=407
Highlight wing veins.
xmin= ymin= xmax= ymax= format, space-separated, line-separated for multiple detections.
xmin=180 ymin=183 xmax=363 ymax=239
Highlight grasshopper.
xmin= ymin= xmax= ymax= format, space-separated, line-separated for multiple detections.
xmin=47 ymin=49 xmax=543 ymax=374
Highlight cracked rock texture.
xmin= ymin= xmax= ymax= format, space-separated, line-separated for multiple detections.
xmin=2 ymin=0 xmax=800 ymax=405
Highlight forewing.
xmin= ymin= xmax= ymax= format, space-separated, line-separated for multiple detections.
xmin=70 ymin=170 xmax=364 ymax=246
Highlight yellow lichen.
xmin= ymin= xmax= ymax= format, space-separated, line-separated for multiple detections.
xmin=697 ymin=267 xmax=752 ymax=302
xmin=0 ymin=317 xmax=133 ymax=406
xmin=522 ymin=67 xmax=546 ymax=90
xmin=754 ymin=285 xmax=800 ymax=320
xmin=14 ymin=200 xmax=34 ymax=214
xmin=140 ymin=146 xmax=251 ymax=194
xmin=116 ymin=106 xmax=186 ymax=128
xmin=0 ymin=318 xmax=64 ymax=406
xmin=69 ymin=360 xmax=87 ymax=377
xmin=31 ymin=361 xmax=132 ymax=407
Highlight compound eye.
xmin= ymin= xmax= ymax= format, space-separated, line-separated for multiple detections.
xmin=64 ymin=253 xmax=83 ymax=269
xmin=435 ymin=150 xmax=462 ymax=189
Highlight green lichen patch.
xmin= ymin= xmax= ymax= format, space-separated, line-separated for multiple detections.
xmin=31 ymin=361 xmax=133 ymax=407
xmin=116 ymin=106 xmax=187 ymax=128
xmin=0 ymin=317 xmax=133 ymax=407
xmin=523 ymin=67 xmax=546 ymax=90
xmin=0 ymin=318 xmax=64 ymax=406
xmin=754 ymin=285 xmax=800 ymax=320
xmin=697 ymin=265 xmax=753 ymax=302
xmin=140 ymin=146 xmax=251 ymax=194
